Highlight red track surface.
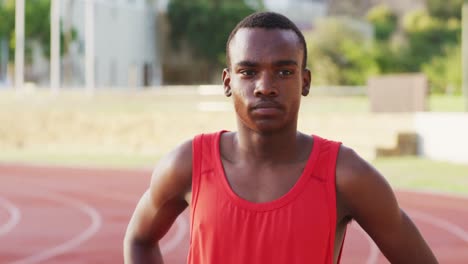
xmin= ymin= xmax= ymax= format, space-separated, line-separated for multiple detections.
xmin=0 ymin=164 xmax=466 ymax=263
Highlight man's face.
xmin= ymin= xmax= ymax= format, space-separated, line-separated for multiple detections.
xmin=223 ymin=28 xmax=311 ymax=133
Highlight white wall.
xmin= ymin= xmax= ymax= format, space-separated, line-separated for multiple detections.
xmin=414 ymin=113 xmax=468 ymax=164
xmin=62 ymin=0 xmax=161 ymax=88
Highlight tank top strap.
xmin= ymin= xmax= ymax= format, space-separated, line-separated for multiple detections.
xmin=192 ymin=131 xmax=220 ymax=199
xmin=311 ymin=135 xmax=341 ymax=182
xmin=312 ymin=135 xmax=342 ymax=264
xmin=191 ymin=132 xmax=218 ymax=240
xmin=191 ymin=133 xmax=203 ymax=213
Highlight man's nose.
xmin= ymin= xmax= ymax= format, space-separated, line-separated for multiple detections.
xmin=254 ymin=73 xmax=278 ymax=97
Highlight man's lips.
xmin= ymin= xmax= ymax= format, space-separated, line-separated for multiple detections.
xmin=251 ymin=101 xmax=282 ymax=110
xmin=250 ymin=101 xmax=283 ymax=115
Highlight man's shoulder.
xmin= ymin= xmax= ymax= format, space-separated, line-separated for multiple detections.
xmin=335 ymin=144 xmax=384 ymax=195
xmin=336 ymin=145 xmax=369 ymax=175
xmin=172 ymin=138 xmax=194 ymax=161
xmin=152 ymin=138 xmax=194 ymax=181
xmin=334 ymin=145 xmax=391 ymax=219
xmin=156 ymin=130 xmax=228 ymax=176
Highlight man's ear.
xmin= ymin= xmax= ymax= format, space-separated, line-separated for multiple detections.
xmin=222 ymin=68 xmax=232 ymax=97
xmin=302 ymin=68 xmax=311 ymax=96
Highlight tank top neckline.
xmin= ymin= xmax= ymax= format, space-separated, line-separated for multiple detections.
xmin=213 ymin=130 xmax=322 ymax=212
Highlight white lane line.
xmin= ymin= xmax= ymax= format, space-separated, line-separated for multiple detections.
xmin=0 ymin=196 xmax=21 ymax=237
xmin=408 ymin=209 xmax=468 ymax=243
xmin=352 ymin=223 xmax=380 ymax=264
xmin=161 ymin=214 xmax=188 ymax=254
xmin=85 ymin=187 xmax=188 ymax=255
xmin=349 ymin=206 xmax=468 ymax=264
xmin=90 ymin=189 xmax=188 ymax=255
xmin=9 ymin=192 xmax=102 ymax=264
xmin=70 ymin=188 xmax=188 ymax=255
xmin=3 ymin=173 xmax=189 ymax=256
xmin=95 ymin=190 xmax=188 ymax=255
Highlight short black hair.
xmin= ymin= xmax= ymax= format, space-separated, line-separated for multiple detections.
xmin=226 ymin=12 xmax=307 ymax=69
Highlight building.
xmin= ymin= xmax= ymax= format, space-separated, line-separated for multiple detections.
xmin=60 ymin=0 xmax=162 ymax=88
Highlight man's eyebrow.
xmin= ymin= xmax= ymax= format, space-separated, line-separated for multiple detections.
xmin=235 ymin=61 xmax=259 ymax=68
xmin=234 ymin=60 xmax=298 ymax=68
xmin=273 ymin=60 xmax=298 ymax=67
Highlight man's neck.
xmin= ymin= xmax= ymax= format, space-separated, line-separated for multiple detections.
xmin=233 ymin=124 xmax=302 ymax=164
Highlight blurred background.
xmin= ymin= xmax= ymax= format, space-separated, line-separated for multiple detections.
xmin=0 ymin=0 xmax=467 ymax=193
xmin=0 ymin=0 xmax=467 ymax=263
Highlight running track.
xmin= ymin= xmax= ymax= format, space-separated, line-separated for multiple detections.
xmin=0 ymin=164 xmax=467 ymax=263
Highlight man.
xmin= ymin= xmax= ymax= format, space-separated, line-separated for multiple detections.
xmin=124 ymin=12 xmax=437 ymax=263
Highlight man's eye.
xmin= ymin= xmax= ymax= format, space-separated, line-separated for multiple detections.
xmin=279 ymin=70 xmax=293 ymax=76
xmin=240 ymin=70 xmax=256 ymax=76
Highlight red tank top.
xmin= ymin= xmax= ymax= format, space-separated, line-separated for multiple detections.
xmin=188 ymin=131 xmax=344 ymax=264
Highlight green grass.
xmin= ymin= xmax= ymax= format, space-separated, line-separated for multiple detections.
xmin=373 ymin=157 xmax=468 ymax=196
xmin=428 ymin=94 xmax=467 ymax=112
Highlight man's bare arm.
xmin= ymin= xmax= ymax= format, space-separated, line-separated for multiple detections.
xmin=336 ymin=146 xmax=438 ymax=263
xmin=124 ymin=140 xmax=193 ymax=264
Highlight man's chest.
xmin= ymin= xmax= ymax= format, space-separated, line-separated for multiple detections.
xmin=189 ymin=164 xmax=335 ymax=264
xmin=221 ymin=161 xmax=306 ymax=203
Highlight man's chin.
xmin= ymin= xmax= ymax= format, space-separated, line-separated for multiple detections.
xmin=237 ymin=116 xmax=291 ymax=134
xmin=250 ymin=121 xmax=287 ymax=135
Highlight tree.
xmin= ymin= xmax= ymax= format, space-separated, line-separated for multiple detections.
xmin=366 ymin=4 xmax=397 ymax=41
xmin=423 ymin=44 xmax=461 ymax=94
xmin=167 ymin=0 xmax=256 ymax=67
xmin=426 ymin=0 xmax=465 ymax=20
xmin=0 ymin=0 xmax=15 ymax=53
xmin=0 ymin=0 xmax=73 ymax=62
xmin=25 ymin=0 xmax=52 ymax=59
xmin=306 ymin=17 xmax=379 ymax=85
xmin=401 ymin=10 xmax=461 ymax=71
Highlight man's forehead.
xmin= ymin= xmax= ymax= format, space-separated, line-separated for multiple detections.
xmin=228 ymin=28 xmax=303 ymax=65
